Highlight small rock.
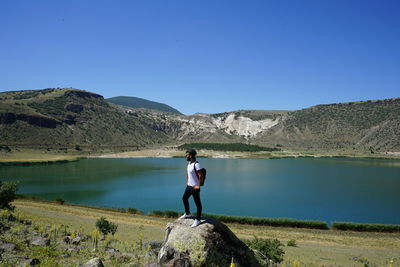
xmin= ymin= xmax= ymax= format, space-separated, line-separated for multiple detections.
xmin=63 ymin=236 xmax=71 ymax=244
xmin=23 ymin=258 xmax=40 ymax=266
xmin=21 ymin=227 xmax=30 ymax=235
xmin=105 ymin=246 xmax=119 ymax=253
xmin=72 ymin=236 xmax=81 ymax=245
xmin=30 ymin=236 xmax=50 ymax=246
xmin=76 ymin=233 xmax=89 ymax=242
xmin=0 ymin=242 xmax=17 ymax=252
xmin=79 ymin=234 xmax=89 ymax=242
xmin=79 ymin=257 xmax=105 ymax=267
xmin=24 ymin=220 xmax=32 ymax=225
xmin=67 ymin=247 xmax=80 ymax=253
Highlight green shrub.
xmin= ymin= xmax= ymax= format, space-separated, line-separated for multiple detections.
xmin=0 ymin=145 xmax=11 ymax=152
xmin=149 ymin=210 xmax=328 ymax=229
xmin=95 ymin=217 xmax=118 ymax=239
xmin=0 ymin=181 xmax=18 ymax=210
xmin=127 ymin=207 xmax=142 ymax=214
xmin=244 ymin=237 xmax=284 ymax=264
xmin=55 ymin=198 xmax=65 ymax=205
xmin=202 ymin=213 xmax=329 ymax=229
xmin=150 ymin=210 xmax=179 ymax=218
xmin=287 ymin=239 xmax=297 ymax=247
xmin=332 ymin=222 xmax=400 ymax=233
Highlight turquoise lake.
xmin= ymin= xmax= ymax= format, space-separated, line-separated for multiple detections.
xmin=1 ymin=157 xmax=400 ymax=224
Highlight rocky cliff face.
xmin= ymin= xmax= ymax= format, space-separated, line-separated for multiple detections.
xmin=121 ymin=108 xmax=288 ymax=142
xmin=0 ymin=112 xmax=61 ymax=128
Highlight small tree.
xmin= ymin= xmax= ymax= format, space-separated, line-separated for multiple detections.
xmin=0 ymin=181 xmax=18 ymax=210
xmin=244 ymin=237 xmax=285 ymax=264
xmin=95 ymin=217 xmax=118 ymax=240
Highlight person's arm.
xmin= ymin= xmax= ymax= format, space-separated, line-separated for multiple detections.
xmin=196 ymin=170 xmax=204 ymax=188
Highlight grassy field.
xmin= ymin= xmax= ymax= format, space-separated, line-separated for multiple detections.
xmin=0 ymin=149 xmax=83 ymax=164
xmin=12 ymin=199 xmax=400 ymax=266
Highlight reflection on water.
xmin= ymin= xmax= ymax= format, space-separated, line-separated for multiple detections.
xmin=1 ymin=157 xmax=399 ymax=224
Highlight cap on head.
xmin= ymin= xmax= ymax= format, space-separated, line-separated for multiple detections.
xmin=186 ymin=149 xmax=197 ymax=157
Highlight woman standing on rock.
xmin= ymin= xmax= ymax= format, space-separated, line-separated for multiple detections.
xmin=179 ymin=149 xmax=204 ymax=228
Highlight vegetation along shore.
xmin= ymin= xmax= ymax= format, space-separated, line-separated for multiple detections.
xmin=1 ymin=146 xmax=400 ymax=166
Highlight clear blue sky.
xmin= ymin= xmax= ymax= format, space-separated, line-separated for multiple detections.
xmin=1 ymin=0 xmax=399 ymax=115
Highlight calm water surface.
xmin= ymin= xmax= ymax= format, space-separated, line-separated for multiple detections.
xmin=1 ymin=157 xmax=399 ymax=224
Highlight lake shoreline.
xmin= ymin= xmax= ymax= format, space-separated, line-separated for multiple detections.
xmin=1 ymin=148 xmax=400 ymax=165
xmin=90 ymin=148 xmax=400 ymax=160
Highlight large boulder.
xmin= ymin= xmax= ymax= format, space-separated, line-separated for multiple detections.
xmin=158 ymin=217 xmax=262 ymax=267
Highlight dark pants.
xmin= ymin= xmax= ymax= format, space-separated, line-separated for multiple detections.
xmin=182 ymin=185 xmax=202 ymax=220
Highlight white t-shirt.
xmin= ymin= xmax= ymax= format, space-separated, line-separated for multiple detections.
xmin=187 ymin=161 xmax=202 ymax=187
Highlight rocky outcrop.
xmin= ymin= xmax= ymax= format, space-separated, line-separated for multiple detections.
xmin=126 ymin=108 xmax=287 ymax=142
xmin=65 ymin=103 xmax=84 ymax=113
xmin=0 ymin=112 xmax=61 ymax=128
xmin=211 ymin=113 xmax=282 ymax=137
xmin=64 ymin=114 xmax=77 ymax=125
xmin=158 ymin=218 xmax=262 ymax=267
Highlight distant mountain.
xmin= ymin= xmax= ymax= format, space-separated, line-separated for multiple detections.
xmin=106 ymin=96 xmax=182 ymax=115
xmin=135 ymin=100 xmax=400 ymax=152
xmin=1 ymin=88 xmax=399 ymax=153
xmin=0 ymin=88 xmax=168 ymax=151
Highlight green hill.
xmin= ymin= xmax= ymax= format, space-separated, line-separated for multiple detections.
xmin=0 ymin=88 xmax=168 ymax=152
xmin=255 ymin=98 xmax=400 ymax=152
xmin=1 ymin=88 xmax=399 ymax=154
xmin=106 ymin=96 xmax=182 ymax=114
